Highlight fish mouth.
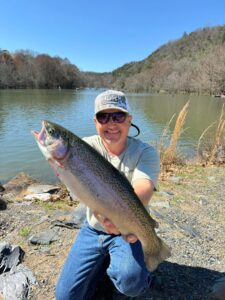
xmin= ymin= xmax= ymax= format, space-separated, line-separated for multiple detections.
xmin=31 ymin=121 xmax=47 ymax=145
xmin=32 ymin=120 xmax=68 ymax=161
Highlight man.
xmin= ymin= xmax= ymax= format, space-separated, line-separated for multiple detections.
xmin=55 ymin=90 xmax=160 ymax=299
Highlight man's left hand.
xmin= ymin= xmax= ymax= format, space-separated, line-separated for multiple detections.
xmin=94 ymin=213 xmax=138 ymax=243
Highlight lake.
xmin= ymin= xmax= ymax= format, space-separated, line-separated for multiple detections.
xmin=0 ymin=89 xmax=224 ymax=184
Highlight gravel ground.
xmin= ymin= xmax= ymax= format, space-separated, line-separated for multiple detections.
xmin=0 ymin=165 xmax=224 ymax=300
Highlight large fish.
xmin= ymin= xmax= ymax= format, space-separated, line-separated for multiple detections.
xmin=32 ymin=120 xmax=171 ymax=271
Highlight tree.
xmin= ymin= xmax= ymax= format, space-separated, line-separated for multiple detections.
xmin=0 ymin=51 xmax=17 ymax=88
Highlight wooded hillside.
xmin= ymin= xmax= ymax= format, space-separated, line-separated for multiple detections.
xmin=0 ymin=50 xmax=85 ymax=89
xmin=110 ymin=25 xmax=225 ymax=94
xmin=1 ymin=25 xmax=225 ymax=94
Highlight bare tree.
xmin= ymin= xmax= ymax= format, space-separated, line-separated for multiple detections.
xmin=0 ymin=51 xmax=17 ymax=88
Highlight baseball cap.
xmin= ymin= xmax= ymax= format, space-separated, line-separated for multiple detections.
xmin=95 ymin=90 xmax=131 ymax=114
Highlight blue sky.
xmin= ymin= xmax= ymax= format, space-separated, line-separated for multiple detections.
xmin=1 ymin=0 xmax=225 ymax=72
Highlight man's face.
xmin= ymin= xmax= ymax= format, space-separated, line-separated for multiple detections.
xmin=94 ymin=109 xmax=132 ymax=148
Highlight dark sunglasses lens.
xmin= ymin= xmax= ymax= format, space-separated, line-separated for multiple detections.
xmin=96 ymin=112 xmax=127 ymax=124
xmin=112 ymin=112 xmax=127 ymax=123
xmin=96 ymin=113 xmax=109 ymax=124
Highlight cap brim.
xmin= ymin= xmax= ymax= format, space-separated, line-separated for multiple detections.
xmin=95 ymin=106 xmax=129 ymax=114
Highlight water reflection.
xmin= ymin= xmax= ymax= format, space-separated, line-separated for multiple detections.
xmin=0 ymin=89 xmax=224 ymax=183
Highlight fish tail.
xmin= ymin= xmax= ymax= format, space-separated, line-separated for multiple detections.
xmin=144 ymin=240 xmax=171 ymax=272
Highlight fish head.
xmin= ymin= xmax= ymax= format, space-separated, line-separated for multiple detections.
xmin=32 ymin=120 xmax=69 ymax=162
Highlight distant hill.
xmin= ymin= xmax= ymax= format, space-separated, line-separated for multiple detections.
xmin=0 ymin=50 xmax=85 ymax=89
xmin=82 ymin=71 xmax=113 ymax=88
xmin=1 ymin=25 xmax=225 ymax=94
xmin=87 ymin=25 xmax=225 ymax=95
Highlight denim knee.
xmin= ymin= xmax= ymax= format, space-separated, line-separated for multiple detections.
xmin=109 ymin=268 xmax=150 ymax=297
xmin=120 ymin=274 xmax=149 ymax=297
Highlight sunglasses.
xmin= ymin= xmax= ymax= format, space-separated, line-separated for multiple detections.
xmin=96 ymin=112 xmax=128 ymax=124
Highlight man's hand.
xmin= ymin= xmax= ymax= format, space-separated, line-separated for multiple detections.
xmin=94 ymin=213 xmax=138 ymax=243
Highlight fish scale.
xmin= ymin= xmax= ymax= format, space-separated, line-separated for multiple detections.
xmin=32 ymin=120 xmax=171 ymax=271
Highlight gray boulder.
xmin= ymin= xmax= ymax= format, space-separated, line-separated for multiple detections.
xmin=0 ymin=265 xmax=35 ymax=300
xmin=0 ymin=242 xmax=24 ymax=274
xmin=29 ymin=229 xmax=59 ymax=245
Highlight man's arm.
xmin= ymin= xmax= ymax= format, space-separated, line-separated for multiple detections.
xmin=133 ymin=178 xmax=154 ymax=206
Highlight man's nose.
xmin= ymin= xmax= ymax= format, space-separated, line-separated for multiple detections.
xmin=108 ymin=117 xmax=117 ymax=125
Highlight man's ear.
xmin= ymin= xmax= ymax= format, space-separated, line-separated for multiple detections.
xmin=128 ymin=115 xmax=132 ymax=124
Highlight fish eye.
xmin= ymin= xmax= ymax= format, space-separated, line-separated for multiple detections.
xmin=48 ymin=127 xmax=61 ymax=139
xmin=48 ymin=127 xmax=55 ymax=135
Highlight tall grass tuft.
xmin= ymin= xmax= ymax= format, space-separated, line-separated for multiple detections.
xmin=160 ymin=101 xmax=189 ymax=167
xmin=198 ymin=104 xmax=225 ymax=164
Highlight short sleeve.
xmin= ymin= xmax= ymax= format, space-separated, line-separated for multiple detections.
xmin=131 ymin=146 xmax=160 ymax=189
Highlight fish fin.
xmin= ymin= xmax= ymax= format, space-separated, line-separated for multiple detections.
xmin=153 ymin=219 xmax=159 ymax=228
xmin=144 ymin=240 xmax=171 ymax=272
xmin=148 ymin=213 xmax=159 ymax=228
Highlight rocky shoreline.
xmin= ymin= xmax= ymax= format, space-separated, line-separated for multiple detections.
xmin=0 ymin=165 xmax=225 ymax=300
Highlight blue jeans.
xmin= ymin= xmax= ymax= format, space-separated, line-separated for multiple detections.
xmin=55 ymin=222 xmax=151 ymax=299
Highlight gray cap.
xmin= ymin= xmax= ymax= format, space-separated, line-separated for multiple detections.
xmin=95 ymin=90 xmax=131 ymax=114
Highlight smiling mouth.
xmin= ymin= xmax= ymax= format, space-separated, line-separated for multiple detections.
xmin=105 ymin=130 xmax=120 ymax=134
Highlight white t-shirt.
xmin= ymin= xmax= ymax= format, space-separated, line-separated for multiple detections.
xmin=82 ymin=135 xmax=160 ymax=231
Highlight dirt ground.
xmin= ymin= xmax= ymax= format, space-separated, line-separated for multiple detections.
xmin=0 ymin=165 xmax=225 ymax=299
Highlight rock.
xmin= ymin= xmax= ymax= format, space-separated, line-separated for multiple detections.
xmin=29 ymin=229 xmax=59 ymax=245
xmin=209 ymin=276 xmax=225 ymax=299
xmin=198 ymin=195 xmax=208 ymax=206
xmin=0 ymin=242 xmax=25 ymax=274
xmin=24 ymin=193 xmax=52 ymax=202
xmin=3 ymin=173 xmax=37 ymax=193
xmin=216 ymin=145 xmax=225 ymax=163
xmin=168 ymin=176 xmax=182 ymax=184
xmin=52 ymin=203 xmax=86 ymax=229
xmin=2 ymin=173 xmax=37 ymax=202
xmin=208 ymin=176 xmax=216 ymax=182
xmin=150 ymin=208 xmax=175 ymax=227
xmin=0 ymin=199 xmax=7 ymax=210
xmin=150 ymin=201 xmax=170 ymax=208
xmin=0 ymin=182 xmax=5 ymax=193
xmin=157 ymin=191 xmax=174 ymax=197
xmin=26 ymin=184 xmax=59 ymax=194
xmin=150 ymin=208 xmax=199 ymax=237
xmin=178 ymin=224 xmax=199 ymax=238
xmin=0 ymin=264 xmax=36 ymax=300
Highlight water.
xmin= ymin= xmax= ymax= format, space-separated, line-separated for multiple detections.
xmin=0 ymin=89 xmax=224 ymax=184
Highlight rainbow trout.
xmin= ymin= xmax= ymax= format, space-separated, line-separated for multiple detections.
xmin=32 ymin=120 xmax=171 ymax=271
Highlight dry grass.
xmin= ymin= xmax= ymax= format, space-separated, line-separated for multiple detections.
xmin=160 ymin=101 xmax=189 ymax=167
xmin=158 ymin=101 xmax=225 ymax=169
xmin=197 ymin=104 xmax=225 ymax=165
xmin=158 ymin=113 xmax=176 ymax=153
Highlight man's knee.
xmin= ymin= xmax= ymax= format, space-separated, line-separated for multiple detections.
xmin=109 ymin=268 xmax=150 ymax=297
xmin=119 ymin=276 xmax=149 ymax=297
